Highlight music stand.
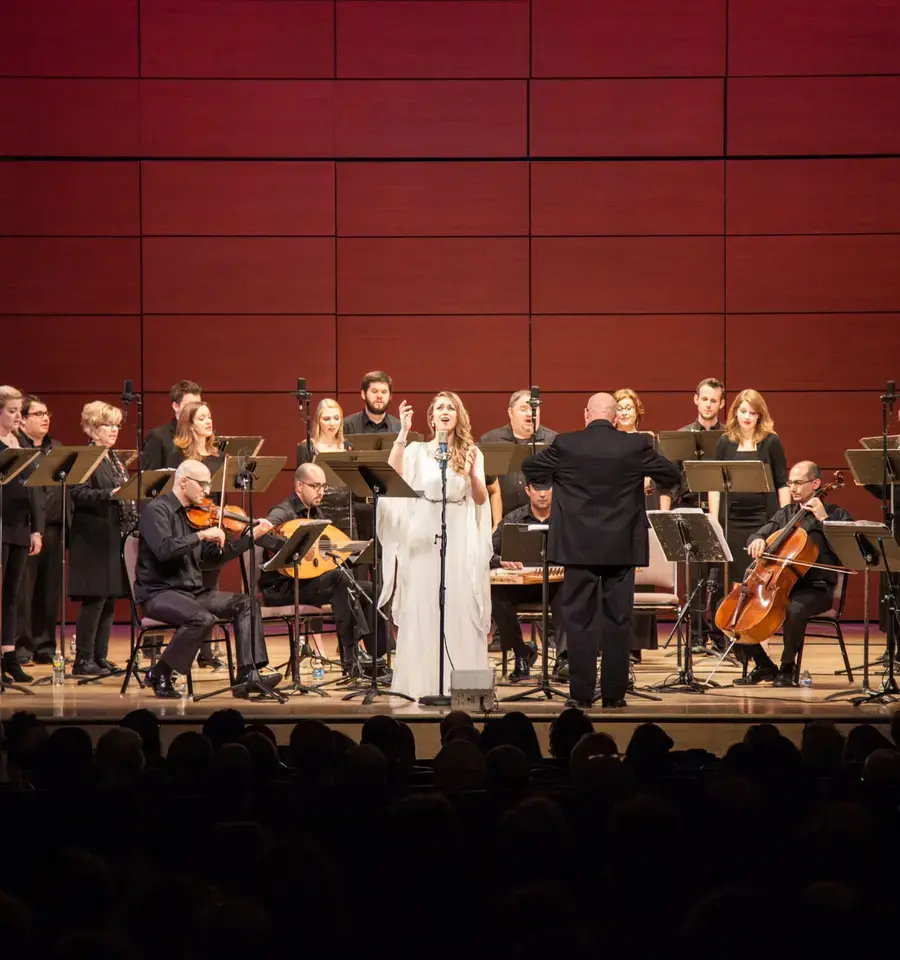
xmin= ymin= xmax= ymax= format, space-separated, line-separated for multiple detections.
xmin=343 ymin=432 xmax=423 ymax=451
xmin=24 ymin=447 xmax=107 ymax=687
xmin=260 ymin=519 xmax=331 ymax=697
xmin=644 ymin=509 xmax=732 ymax=694
xmin=325 ymin=451 xmax=418 ymax=705
xmin=818 ymin=522 xmax=893 ymax=703
xmin=197 ymin=456 xmax=287 ymax=703
xmin=117 ymin=448 xmax=139 ymax=468
xmin=0 ymin=448 xmax=41 ymax=695
xmin=498 ymin=523 xmax=569 ymax=703
xmin=860 ymin=436 xmax=900 ymax=451
xmin=478 ymin=442 xmax=548 ymax=483
xmin=656 ymin=429 xmax=723 ymax=464
xmin=217 ymin=436 xmax=264 ymax=458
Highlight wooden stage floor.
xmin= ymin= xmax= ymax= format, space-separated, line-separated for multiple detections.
xmin=3 ymin=625 xmax=898 ymax=756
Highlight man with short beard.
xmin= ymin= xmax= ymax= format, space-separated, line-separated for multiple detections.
xmin=342 ymin=371 xmax=402 ymax=435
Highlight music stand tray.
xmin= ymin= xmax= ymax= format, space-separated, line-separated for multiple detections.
xmin=645 ymin=509 xmax=732 ymax=694
xmin=478 ymin=442 xmax=548 ymax=479
xmin=684 ymin=459 xmax=774 ymax=496
xmin=217 ymin=436 xmax=264 ymax=458
xmin=845 ymin=449 xmax=900 ymax=485
xmin=656 ymin=430 xmax=723 ymax=463
xmin=343 ymin=432 xmax=423 ymax=451
xmin=860 ymin=436 xmax=900 ymax=451
xmin=824 ymin=521 xmax=900 ymax=705
xmin=261 ymin=519 xmax=331 ymax=697
xmin=112 ymin=470 xmax=175 ymax=502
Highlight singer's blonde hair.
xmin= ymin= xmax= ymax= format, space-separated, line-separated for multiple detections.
xmin=310 ymin=398 xmax=345 ymax=447
xmin=427 ymin=391 xmax=476 ymax=476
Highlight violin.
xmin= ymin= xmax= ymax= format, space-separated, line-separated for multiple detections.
xmin=714 ymin=471 xmax=848 ymax=645
xmin=185 ymin=497 xmax=252 ymax=536
xmin=273 ymin=518 xmax=371 ymax=579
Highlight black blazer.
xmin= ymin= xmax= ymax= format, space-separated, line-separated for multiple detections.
xmin=522 ymin=420 xmax=680 ymax=567
xmin=68 ymin=453 xmax=128 ymax=599
xmin=0 ymin=438 xmax=46 ymax=546
xmin=142 ymin=419 xmax=177 ymax=471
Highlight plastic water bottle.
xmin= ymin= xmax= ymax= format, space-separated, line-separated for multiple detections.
xmin=799 ymin=670 xmax=813 ymax=688
xmin=52 ymin=651 xmax=65 ymax=685
xmin=69 ymin=632 xmax=76 ymax=659
xmin=312 ymin=662 xmax=325 ymax=683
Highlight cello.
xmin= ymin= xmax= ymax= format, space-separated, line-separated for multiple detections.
xmin=714 ymin=471 xmax=849 ymax=644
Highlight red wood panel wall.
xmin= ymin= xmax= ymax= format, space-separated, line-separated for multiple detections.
xmin=3 ymin=0 xmax=899 ymax=617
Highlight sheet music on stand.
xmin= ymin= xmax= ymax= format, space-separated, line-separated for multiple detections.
xmin=860 ymin=436 xmax=900 ymax=451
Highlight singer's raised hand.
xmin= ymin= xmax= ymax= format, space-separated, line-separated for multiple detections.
xmin=398 ymin=400 xmax=414 ymax=435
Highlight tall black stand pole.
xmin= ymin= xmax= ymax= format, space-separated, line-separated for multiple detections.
xmin=528 ymin=384 xmax=540 ymax=456
xmin=420 ymin=447 xmax=451 ymax=706
xmin=0 ymin=471 xmax=35 ymax=696
xmin=343 ymin=479 xmax=413 ymax=704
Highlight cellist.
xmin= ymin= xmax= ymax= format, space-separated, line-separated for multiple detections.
xmin=735 ymin=461 xmax=851 ymax=687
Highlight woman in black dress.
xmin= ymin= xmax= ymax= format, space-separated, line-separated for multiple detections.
xmin=0 ymin=386 xmax=45 ymax=684
xmin=68 ymin=401 xmax=135 ymax=677
xmin=707 ymin=389 xmax=790 ymax=659
xmin=297 ymin=399 xmax=356 ymax=537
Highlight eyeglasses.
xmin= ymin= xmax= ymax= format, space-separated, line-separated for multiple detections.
xmin=302 ymin=481 xmax=328 ymax=492
xmin=99 ymin=422 xmax=120 ymax=429
xmin=187 ymin=477 xmax=212 ymax=491
xmin=27 ymin=411 xmax=51 ymax=419
xmin=787 ymin=479 xmax=814 ymax=487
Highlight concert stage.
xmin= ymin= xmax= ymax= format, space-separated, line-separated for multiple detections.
xmin=2 ymin=626 xmax=897 ymax=758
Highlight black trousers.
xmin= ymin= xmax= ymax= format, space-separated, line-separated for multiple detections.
xmin=750 ymin=583 xmax=833 ymax=670
xmin=17 ymin=522 xmax=63 ymax=659
xmin=490 ymin=582 xmax=565 ymax=657
xmin=143 ymin=589 xmax=267 ymax=675
xmin=1 ymin=542 xmax=29 ymax=648
xmin=263 ymin=568 xmax=383 ymax=658
xmin=561 ymin=564 xmax=635 ymax=703
xmin=75 ymin=596 xmax=116 ymax=662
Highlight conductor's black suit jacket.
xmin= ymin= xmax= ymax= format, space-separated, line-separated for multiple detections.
xmin=522 ymin=420 xmax=680 ymax=568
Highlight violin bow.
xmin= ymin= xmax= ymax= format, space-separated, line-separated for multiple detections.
xmin=754 ymin=551 xmax=857 ymax=574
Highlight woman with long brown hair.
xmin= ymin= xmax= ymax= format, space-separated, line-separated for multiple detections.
xmin=296 ymin=398 xmax=356 ymax=536
xmin=707 ymin=389 xmax=790 ymax=666
xmin=0 ymin=385 xmax=45 ymax=684
xmin=380 ymin=391 xmax=492 ymax=700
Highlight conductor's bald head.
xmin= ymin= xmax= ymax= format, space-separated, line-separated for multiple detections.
xmin=585 ymin=393 xmax=618 ymax=426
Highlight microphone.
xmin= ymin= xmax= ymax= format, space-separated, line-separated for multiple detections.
xmin=530 ymin=384 xmax=541 ymax=407
xmin=291 ymin=377 xmax=309 ymax=400
xmin=883 ymin=379 xmax=897 ymax=410
xmin=121 ymin=378 xmax=133 ymax=422
xmin=437 ymin=430 xmax=449 ymax=462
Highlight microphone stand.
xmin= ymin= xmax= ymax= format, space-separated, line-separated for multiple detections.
xmin=420 ymin=438 xmax=451 ymax=706
xmin=528 ymin=387 xmax=540 ymax=456
xmin=292 ymin=379 xmax=313 ymax=463
xmin=874 ymin=380 xmax=899 ymax=699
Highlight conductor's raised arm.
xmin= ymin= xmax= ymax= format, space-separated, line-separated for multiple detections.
xmin=522 ymin=440 xmax=561 ymax=489
xmin=639 ymin=436 xmax=680 ymax=491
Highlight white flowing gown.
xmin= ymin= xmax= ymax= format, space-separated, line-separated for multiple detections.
xmin=377 ymin=441 xmax=492 ymax=700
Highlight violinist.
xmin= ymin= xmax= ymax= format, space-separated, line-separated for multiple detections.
xmin=134 ymin=461 xmax=276 ymax=699
xmin=260 ymin=463 xmax=381 ymax=677
xmin=736 ymin=461 xmax=851 ymax=687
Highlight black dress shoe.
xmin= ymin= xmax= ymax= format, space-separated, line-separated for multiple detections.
xmin=733 ymin=665 xmax=778 ymax=686
xmin=509 ymin=647 xmax=538 ymax=682
xmin=601 ymin=697 xmax=627 ymax=709
xmin=147 ymin=668 xmax=181 ymax=699
xmin=72 ymin=659 xmax=107 ymax=677
xmin=773 ymin=670 xmax=798 ymax=688
xmin=196 ymin=654 xmax=225 ymax=670
xmin=94 ymin=657 xmax=119 ymax=673
xmin=33 ymin=651 xmax=55 ymax=665
xmin=1 ymin=653 xmax=33 ymax=684
xmin=565 ymin=698 xmax=593 ymax=710
xmin=232 ymin=669 xmax=282 ymax=698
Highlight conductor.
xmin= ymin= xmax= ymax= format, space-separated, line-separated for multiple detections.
xmin=522 ymin=393 xmax=679 ymax=708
